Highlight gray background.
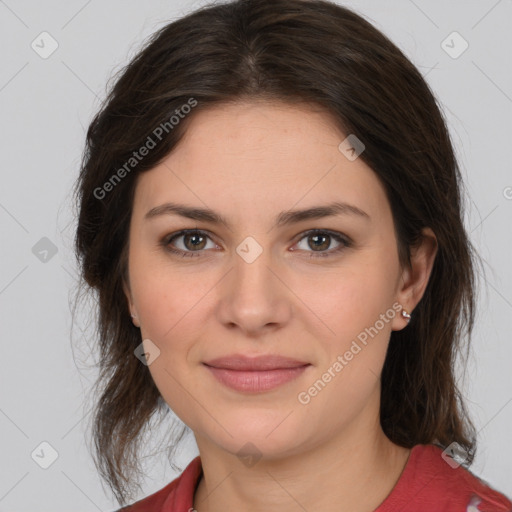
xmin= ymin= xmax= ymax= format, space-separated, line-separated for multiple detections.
xmin=0 ymin=0 xmax=511 ymax=510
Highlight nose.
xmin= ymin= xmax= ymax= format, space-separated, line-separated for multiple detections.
xmin=215 ymin=243 xmax=292 ymax=337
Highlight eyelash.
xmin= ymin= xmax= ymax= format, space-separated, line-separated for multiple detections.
xmin=161 ymin=229 xmax=352 ymax=259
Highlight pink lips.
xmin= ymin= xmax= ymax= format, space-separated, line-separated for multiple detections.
xmin=203 ymin=354 xmax=311 ymax=392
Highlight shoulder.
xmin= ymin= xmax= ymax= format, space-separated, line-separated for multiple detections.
xmin=377 ymin=444 xmax=512 ymax=512
xmin=115 ymin=456 xmax=202 ymax=512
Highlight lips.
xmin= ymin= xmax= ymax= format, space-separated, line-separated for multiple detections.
xmin=203 ymin=354 xmax=311 ymax=392
xmin=203 ymin=354 xmax=310 ymax=371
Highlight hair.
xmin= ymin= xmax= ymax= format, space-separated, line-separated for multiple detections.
xmin=73 ymin=0 xmax=481 ymax=505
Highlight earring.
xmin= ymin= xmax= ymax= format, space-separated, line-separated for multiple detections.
xmin=401 ymin=308 xmax=411 ymax=324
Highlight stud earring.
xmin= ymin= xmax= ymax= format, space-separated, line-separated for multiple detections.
xmin=401 ymin=308 xmax=411 ymax=324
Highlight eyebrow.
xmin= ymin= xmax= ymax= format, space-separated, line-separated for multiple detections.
xmin=144 ymin=200 xmax=370 ymax=228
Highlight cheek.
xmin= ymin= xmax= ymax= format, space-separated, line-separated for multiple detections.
xmin=128 ymin=249 xmax=211 ymax=424
xmin=296 ymin=258 xmax=396 ymax=343
xmin=295 ymin=265 xmax=396 ymax=421
xmin=129 ymin=242 xmax=211 ymax=341
xmin=296 ymin=252 xmax=399 ymax=410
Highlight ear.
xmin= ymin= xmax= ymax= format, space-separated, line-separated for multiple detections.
xmin=123 ymin=277 xmax=140 ymax=328
xmin=391 ymin=227 xmax=438 ymax=331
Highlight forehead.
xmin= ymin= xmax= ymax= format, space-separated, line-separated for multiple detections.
xmin=132 ymin=101 xmax=391 ymax=228
xmin=183 ymin=99 xmax=342 ymax=147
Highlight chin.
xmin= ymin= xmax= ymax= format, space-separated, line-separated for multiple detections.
xmin=197 ymin=409 xmax=310 ymax=461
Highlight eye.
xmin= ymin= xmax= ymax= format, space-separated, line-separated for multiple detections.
xmin=162 ymin=228 xmax=351 ymax=259
xmin=292 ymin=229 xmax=351 ymax=258
xmin=163 ymin=229 xmax=218 ymax=257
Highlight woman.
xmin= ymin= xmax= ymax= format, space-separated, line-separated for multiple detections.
xmin=73 ymin=0 xmax=512 ymax=510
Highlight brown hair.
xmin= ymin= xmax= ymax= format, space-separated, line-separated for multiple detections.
xmin=73 ymin=0 xmax=480 ymax=505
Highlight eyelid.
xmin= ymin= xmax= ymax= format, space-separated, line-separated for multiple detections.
xmin=292 ymin=228 xmax=350 ymax=245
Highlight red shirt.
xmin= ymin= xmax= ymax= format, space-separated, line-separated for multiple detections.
xmin=119 ymin=444 xmax=511 ymax=511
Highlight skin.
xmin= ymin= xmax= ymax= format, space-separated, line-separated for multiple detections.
xmin=124 ymin=100 xmax=438 ymax=512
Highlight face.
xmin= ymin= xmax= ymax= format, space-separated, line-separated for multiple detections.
xmin=124 ymin=100 xmax=415 ymax=460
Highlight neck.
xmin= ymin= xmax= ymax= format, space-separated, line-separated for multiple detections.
xmin=193 ymin=418 xmax=411 ymax=512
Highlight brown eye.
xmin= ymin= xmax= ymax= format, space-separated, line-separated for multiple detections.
xmin=163 ymin=230 xmax=217 ymax=258
xmin=307 ymin=233 xmax=331 ymax=251
xmin=182 ymin=232 xmax=207 ymax=251
xmin=293 ymin=229 xmax=351 ymax=258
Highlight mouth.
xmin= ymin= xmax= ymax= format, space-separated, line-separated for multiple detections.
xmin=203 ymin=354 xmax=311 ymax=393
xmin=203 ymin=354 xmax=310 ymax=371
